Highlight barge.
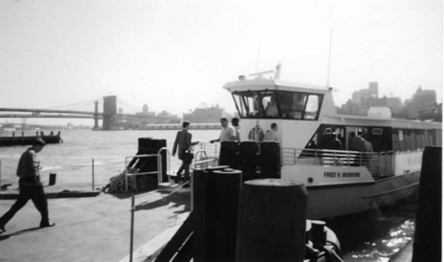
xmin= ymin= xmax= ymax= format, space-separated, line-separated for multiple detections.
xmin=0 ymin=131 xmax=63 ymax=146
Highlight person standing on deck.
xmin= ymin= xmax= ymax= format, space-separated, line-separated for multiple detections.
xmin=0 ymin=138 xmax=55 ymax=234
xmin=231 ymin=117 xmax=241 ymax=141
xmin=264 ymin=123 xmax=279 ymax=142
xmin=172 ymin=121 xmax=199 ymax=183
xmin=210 ymin=117 xmax=236 ymax=143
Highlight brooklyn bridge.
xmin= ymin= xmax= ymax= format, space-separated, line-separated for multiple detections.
xmin=0 ymin=96 xmax=163 ymax=130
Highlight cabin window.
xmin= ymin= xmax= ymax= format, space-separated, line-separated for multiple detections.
xmin=372 ymin=128 xmax=383 ymax=135
xmin=232 ymin=90 xmax=322 ymax=120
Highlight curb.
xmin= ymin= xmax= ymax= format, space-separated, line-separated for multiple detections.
xmin=0 ymin=191 xmax=101 ymax=199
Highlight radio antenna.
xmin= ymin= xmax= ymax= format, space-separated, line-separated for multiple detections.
xmin=255 ymin=47 xmax=261 ymax=72
xmin=326 ymin=28 xmax=333 ymax=88
xmin=326 ymin=0 xmax=333 ymax=88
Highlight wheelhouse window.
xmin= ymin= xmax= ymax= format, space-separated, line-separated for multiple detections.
xmin=232 ymin=90 xmax=323 ymax=120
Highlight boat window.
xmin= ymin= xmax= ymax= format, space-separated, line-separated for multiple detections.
xmin=232 ymin=91 xmax=264 ymax=117
xmin=372 ymin=128 xmax=383 ymax=135
xmin=232 ymin=90 xmax=322 ymax=120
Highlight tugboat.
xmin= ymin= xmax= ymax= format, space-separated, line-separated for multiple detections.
xmin=220 ymin=65 xmax=442 ymax=219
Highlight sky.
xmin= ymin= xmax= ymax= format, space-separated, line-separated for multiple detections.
xmin=0 ymin=0 xmax=442 ymax=125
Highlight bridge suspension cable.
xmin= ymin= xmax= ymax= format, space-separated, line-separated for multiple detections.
xmin=46 ymin=98 xmax=102 ymax=111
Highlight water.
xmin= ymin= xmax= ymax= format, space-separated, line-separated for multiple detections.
xmin=0 ymin=129 xmax=417 ymax=261
xmin=0 ymin=129 xmax=220 ymax=189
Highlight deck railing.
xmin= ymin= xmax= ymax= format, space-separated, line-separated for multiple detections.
xmin=282 ymin=148 xmax=395 ymax=179
xmin=192 ymin=143 xmax=220 ymax=169
xmin=192 ymin=143 xmax=396 ymax=179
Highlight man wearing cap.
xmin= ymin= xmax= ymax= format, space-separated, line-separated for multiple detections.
xmin=0 ymin=138 xmax=55 ymax=234
xmin=210 ymin=117 xmax=236 ymax=143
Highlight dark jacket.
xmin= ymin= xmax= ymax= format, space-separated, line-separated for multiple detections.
xmin=173 ymin=130 xmax=193 ymax=160
xmin=16 ymin=148 xmax=41 ymax=185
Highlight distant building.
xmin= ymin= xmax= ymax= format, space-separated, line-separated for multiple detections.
xmin=156 ymin=110 xmax=180 ymax=124
xmin=352 ymin=82 xmax=379 ymax=104
xmin=405 ymin=86 xmax=437 ymax=119
xmin=183 ymin=105 xmax=224 ymax=123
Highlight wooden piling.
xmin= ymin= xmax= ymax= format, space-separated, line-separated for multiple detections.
xmin=412 ymin=146 xmax=441 ymax=262
xmin=236 ymin=179 xmax=308 ymax=262
xmin=192 ymin=167 xmax=242 ymax=262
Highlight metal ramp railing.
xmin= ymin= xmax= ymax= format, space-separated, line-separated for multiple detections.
xmin=107 ymin=147 xmax=172 ymax=193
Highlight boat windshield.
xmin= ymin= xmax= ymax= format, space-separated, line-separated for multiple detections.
xmin=232 ymin=90 xmax=323 ymax=120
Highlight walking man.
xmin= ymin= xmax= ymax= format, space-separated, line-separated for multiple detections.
xmin=172 ymin=121 xmax=199 ymax=183
xmin=0 ymin=138 xmax=55 ymax=234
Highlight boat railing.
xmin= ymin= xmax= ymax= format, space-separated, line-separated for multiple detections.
xmin=282 ymin=148 xmax=395 ymax=179
xmin=192 ymin=142 xmax=220 ymax=169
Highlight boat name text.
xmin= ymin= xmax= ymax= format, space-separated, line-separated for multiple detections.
xmin=323 ymin=172 xmax=360 ymax=178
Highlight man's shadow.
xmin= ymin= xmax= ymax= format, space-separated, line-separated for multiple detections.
xmin=0 ymin=226 xmax=40 ymax=241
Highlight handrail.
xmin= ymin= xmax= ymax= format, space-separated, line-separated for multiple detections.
xmin=157 ymin=147 xmax=171 ymax=183
xmin=283 ymin=148 xmax=396 ymax=179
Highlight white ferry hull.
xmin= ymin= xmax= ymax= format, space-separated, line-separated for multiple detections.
xmin=305 ymin=172 xmax=419 ymax=219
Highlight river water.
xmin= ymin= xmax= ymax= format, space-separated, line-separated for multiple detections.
xmin=0 ymin=129 xmax=417 ymax=261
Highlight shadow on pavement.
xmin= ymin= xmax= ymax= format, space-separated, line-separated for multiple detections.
xmin=134 ymin=190 xmax=191 ymax=214
xmin=0 ymin=226 xmax=40 ymax=241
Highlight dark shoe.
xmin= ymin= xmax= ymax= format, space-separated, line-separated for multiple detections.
xmin=40 ymin=221 xmax=56 ymax=228
xmin=173 ymin=175 xmax=183 ymax=183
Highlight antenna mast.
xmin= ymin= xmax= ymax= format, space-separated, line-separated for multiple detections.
xmin=326 ymin=28 xmax=333 ymax=88
xmin=255 ymin=47 xmax=261 ymax=72
xmin=326 ymin=0 xmax=333 ymax=88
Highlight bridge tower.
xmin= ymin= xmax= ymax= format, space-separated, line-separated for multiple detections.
xmin=93 ymin=101 xmax=99 ymax=130
xmin=102 ymin=95 xmax=117 ymax=130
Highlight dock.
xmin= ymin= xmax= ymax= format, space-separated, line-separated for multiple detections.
xmin=0 ymin=131 xmax=62 ymax=146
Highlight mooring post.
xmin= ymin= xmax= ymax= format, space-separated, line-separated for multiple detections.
xmin=412 ymin=146 xmax=442 ymax=262
xmin=192 ymin=166 xmax=240 ymax=262
xmin=236 ymin=179 xmax=308 ymax=262
xmin=92 ymin=159 xmax=95 ymax=191
xmin=129 ymin=195 xmax=135 ymax=262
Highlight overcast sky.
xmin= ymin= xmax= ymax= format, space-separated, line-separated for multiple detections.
xmin=0 ymin=0 xmax=442 ymax=124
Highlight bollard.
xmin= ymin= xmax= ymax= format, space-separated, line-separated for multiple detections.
xmin=260 ymin=141 xmax=281 ymax=179
xmin=239 ymin=141 xmax=260 ymax=182
xmin=236 ymin=179 xmax=308 ymax=262
xmin=412 ymin=146 xmax=441 ymax=262
xmin=219 ymin=141 xmax=239 ymax=168
xmin=49 ymin=173 xmax=57 ymax=186
xmin=309 ymin=220 xmax=327 ymax=249
xmin=192 ymin=166 xmax=242 ymax=262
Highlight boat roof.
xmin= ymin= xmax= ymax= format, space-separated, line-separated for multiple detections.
xmin=324 ymin=114 xmax=442 ymax=130
xmin=223 ymin=78 xmax=329 ymax=94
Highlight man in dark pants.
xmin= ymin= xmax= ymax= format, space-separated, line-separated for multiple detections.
xmin=0 ymin=138 xmax=55 ymax=234
xmin=172 ymin=121 xmax=199 ymax=184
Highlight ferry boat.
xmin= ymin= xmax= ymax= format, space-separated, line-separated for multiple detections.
xmin=220 ymin=67 xmax=442 ymax=219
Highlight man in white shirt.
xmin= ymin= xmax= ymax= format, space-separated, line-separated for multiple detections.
xmin=264 ymin=123 xmax=279 ymax=141
xmin=210 ymin=117 xmax=236 ymax=143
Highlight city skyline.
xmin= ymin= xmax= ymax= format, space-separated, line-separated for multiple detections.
xmin=0 ymin=0 xmax=442 ymax=127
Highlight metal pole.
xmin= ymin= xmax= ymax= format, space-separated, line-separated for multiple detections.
xmin=0 ymin=160 xmax=2 ymax=187
xmin=129 ymin=195 xmax=135 ymax=262
xmin=92 ymin=159 xmax=95 ymax=191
